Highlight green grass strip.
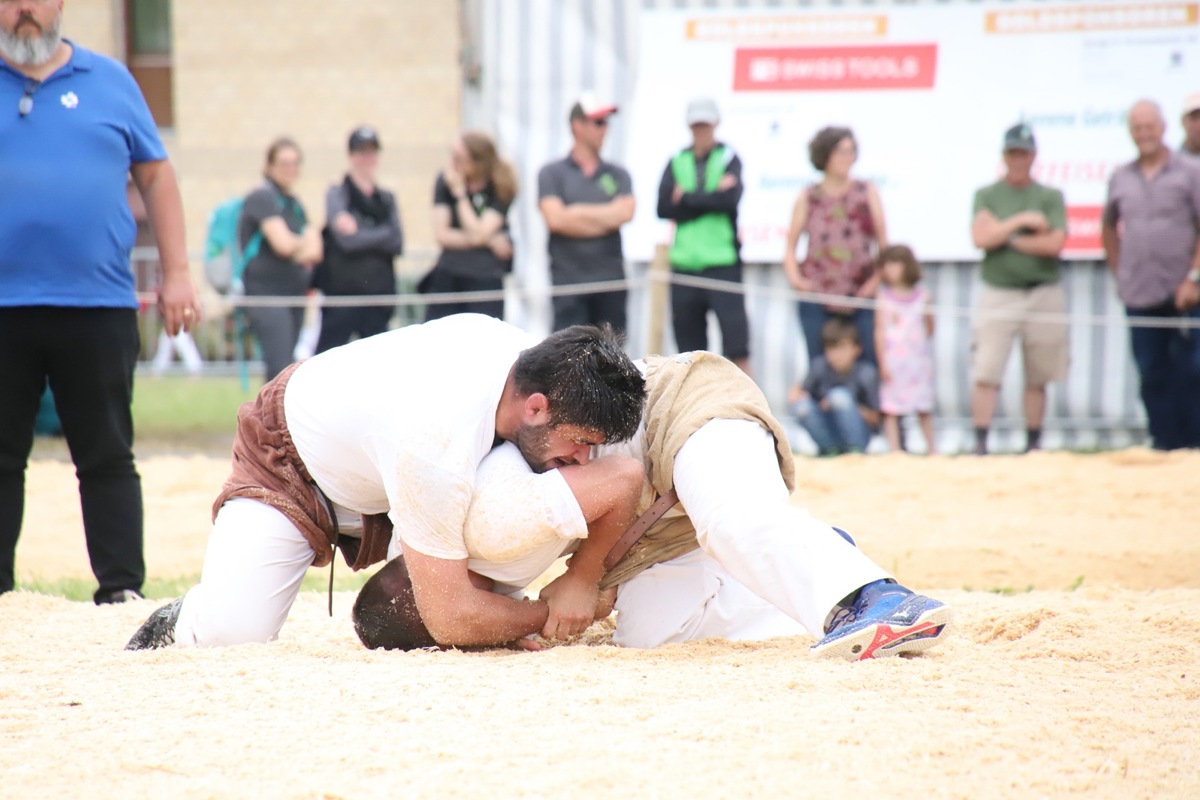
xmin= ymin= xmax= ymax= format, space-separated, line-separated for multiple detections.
xmin=17 ymin=570 xmax=376 ymax=602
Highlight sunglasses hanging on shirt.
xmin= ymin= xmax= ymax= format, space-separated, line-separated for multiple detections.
xmin=18 ymin=80 xmax=39 ymax=118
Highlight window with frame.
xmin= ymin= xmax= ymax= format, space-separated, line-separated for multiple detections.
xmin=125 ymin=0 xmax=173 ymax=128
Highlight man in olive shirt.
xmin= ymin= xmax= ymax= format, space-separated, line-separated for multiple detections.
xmin=969 ymin=124 xmax=1068 ymax=455
xmin=538 ymin=93 xmax=635 ymax=333
xmin=1102 ymin=100 xmax=1200 ymax=451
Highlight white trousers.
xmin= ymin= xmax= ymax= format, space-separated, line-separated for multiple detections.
xmin=613 ymin=419 xmax=889 ymax=649
xmin=174 ymin=498 xmax=316 ymax=647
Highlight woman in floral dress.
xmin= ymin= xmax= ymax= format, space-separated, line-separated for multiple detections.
xmin=783 ymin=126 xmax=888 ymax=366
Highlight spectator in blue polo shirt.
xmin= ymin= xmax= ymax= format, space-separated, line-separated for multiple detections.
xmin=0 ymin=1 xmax=200 ymax=604
xmin=537 ymin=92 xmax=635 ymax=333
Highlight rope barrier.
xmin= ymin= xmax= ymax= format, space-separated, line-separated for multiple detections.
xmin=660 ymin=270 xmax=1200 ymax=330
xmin=137 ymin=269 xmax=1200 ymax=330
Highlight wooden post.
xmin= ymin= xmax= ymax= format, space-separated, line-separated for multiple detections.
xmin=646 ymin=243 xmax=671 ymax=355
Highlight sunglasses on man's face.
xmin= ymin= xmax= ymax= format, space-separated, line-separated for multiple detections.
xmin=590 ymin=117 xmax=609 ymax=128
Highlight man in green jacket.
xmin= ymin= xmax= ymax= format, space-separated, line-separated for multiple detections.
xmin=657 ymin=98 xmax=751 ymax=375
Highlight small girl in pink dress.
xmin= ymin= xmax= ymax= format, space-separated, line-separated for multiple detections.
xmin=874 ymin=245 xmax=937 ymax=454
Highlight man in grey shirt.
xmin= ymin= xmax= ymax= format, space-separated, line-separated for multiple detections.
xmin=1102 ymin=99 xmax=1200 ymax=450
xmin=538 ymin=92 xmax=635 ymax=332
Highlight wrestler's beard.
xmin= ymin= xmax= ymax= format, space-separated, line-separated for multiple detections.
xmin=513 ymin=422 xmax=555 ymax=474
xmin=0 ymin=11 xmax=62 ymax=67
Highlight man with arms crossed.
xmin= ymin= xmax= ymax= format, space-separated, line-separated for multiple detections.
xmin=969 ymin=123 xmax=1068 ymax=455
xmin=354 ymin=351 xmax=952 ymax=661
xmin=656 ymin=97 xmax=751 ymax=375
xmin=126 ymin=315 xmax=646 ymax=649
xmin=538 ymin=93 xmax=635 ymax=333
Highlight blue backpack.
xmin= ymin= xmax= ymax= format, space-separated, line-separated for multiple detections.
xmin=203 ymin=196 xmax=263 ymax=295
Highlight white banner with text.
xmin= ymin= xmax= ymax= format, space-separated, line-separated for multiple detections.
xmin=625 ymin=0 xmax=1200 ymax=262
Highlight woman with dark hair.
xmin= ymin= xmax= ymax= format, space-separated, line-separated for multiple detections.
xmin=420 ymin=131 xmax=518 ymax=321
xmin=782 ymin=126 xmax=888 ymax=366
xmin=239 ymin=137 xmax=322 ymax=381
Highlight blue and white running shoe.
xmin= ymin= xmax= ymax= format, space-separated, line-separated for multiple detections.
xmin=811 ymin=580 xmax=951 ymax=661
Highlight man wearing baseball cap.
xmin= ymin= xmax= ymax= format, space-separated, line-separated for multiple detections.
xmin=656 ymin=97 xmax=750 ymax=375
xmin=311 ymin=125 xmax=403 ymax=353
xmin=537 ymin=92 xmax=635 ymax=332
xmin=969 ymin=123 xmax=1069 ymax=455
xmin=1180 ymin=91 xmax=1200 ymax=161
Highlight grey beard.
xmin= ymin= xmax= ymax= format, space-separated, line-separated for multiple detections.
xmin=0 ymin=13 xmax=62 ymax=67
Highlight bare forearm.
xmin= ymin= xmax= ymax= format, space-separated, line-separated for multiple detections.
xmin=546 ymin=208 xmax=610 ymax=237
xmin=782 ymin=231 xmax=803 ymax=284
xmin=973 ymin=216 xmax=1023 ymax=251
xmin=566 ymin=511 xmax=629 ymax=588
xmin=1011 ymin=231 xmax=1065 ymax=258
xmin=436 ymin=228 xmax=478 ymax=250
xmin=431 ymin=591 xmax=549 ymax=647
xmin=451 ymin=197 xmax=500 ymax=245
xmin=137 ymin=163 xmax=189 ymax=277
xmin=551 ymin=202 xmax=630 ymax=236
xmin=1101 ymin=224 xmax=1119 ymax=272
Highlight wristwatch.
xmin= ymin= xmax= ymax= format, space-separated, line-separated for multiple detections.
xmin=1189 ymin=268 xmax=1200 ymax=284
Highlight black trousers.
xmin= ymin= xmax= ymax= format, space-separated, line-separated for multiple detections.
xmin=242 ymin=303 xmax=304 ymax=382
xmin=0 ymin=307 xmax=144 ymax=598
xmin=670 ymin=264 xmax=750 ymax=360
xmin=421 ymin=268 xmax=505 ymax=322
xmin=315 ymin=303 xmax=395 ymax=353
xmin=551 ymin=285 xmax=627 ymax=334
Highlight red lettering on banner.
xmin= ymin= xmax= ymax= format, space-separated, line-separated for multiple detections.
xmin=1065 ymin=205 xmax=1103 ymax=254
xmin=738 ymin=223 xmax=791 ymax=247
xmin=733 ymin=44 xmax=938 ymax=91
xmin=1032 ymin=160 xmax=1114 ymax=184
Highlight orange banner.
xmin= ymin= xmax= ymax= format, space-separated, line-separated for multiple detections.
xmin=986 ymin=3 xmax=1198 ymax=34
xmin=686 ymin=14 xmax=887 ymax=42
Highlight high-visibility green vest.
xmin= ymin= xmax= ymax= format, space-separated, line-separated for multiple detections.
xmin=669 ymin=145 xmax=738 ymax=271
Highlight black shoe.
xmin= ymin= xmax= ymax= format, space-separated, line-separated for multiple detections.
xmin=95 ymin=588 xmax=144 ymax=605
xmin=125 ymin=597 xmax=183 ymax=650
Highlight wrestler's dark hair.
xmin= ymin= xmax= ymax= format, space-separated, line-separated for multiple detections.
xmin=352 ymin=558 xmax=437 ymax=651
xmin=512 ymin=324 xmax=646 ymax=444
xmin=808 ymin=126 xmax=856 ymax=172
